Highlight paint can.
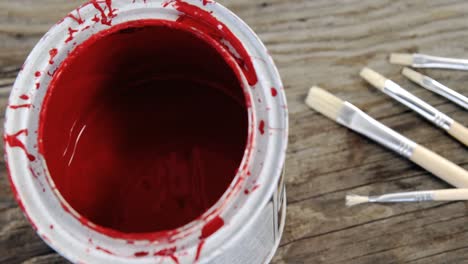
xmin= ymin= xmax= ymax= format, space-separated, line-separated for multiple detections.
xmin=5 ymin=0 xmax=288 ymax=263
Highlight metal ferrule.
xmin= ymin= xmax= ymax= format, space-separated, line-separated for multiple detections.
xmin=421 ymin=77 xmax=468 ymax=110
xmin=413 ymin=53 xmax=468 ymax=71
xmin=383 ymin=80 xmax=454 ymax=130
xmin=368 ymin=191 xmax=434 ymax=203
xmin=337 ymin=102 xmax=417 ymax=158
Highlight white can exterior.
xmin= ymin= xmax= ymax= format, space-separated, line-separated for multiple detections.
xmin=5 ymin=1 xmax=288 ymax=263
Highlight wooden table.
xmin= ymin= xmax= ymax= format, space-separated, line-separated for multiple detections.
xmin=1 ymin=0 xmax=467 ymax=263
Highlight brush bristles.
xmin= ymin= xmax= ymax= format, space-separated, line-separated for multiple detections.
xmin=390 ymin=53 xmax=414 ymax=66
xmin=346 ymin=194 xmax=370 ymax=207
xmin=402 ymin=67 xmax=424 ymax=85
xmin=305 ymin=86 xmax=345 ymax=121
xmin=360 ymin=67 xmax=387 ymax=91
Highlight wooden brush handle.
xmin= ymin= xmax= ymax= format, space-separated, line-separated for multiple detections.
xmin=448 ymin=121 xmax=468 ymax=147
xmin=433 ymin=189 xmax=468 ymax=200
xmin=410 ymin=144 xmax=468 ymax=188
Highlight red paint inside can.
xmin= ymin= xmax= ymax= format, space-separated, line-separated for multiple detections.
xmin=39 ymin=20 xmax=248 ymax=233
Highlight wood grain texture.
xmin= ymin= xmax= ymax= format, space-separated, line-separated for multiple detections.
xmin=0 ymin=0 xmax=467 ymax=263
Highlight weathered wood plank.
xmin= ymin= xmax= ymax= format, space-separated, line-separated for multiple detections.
xmin=0 ymin=0 xmax=467 ymax=263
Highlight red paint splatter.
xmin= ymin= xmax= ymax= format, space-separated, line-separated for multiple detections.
xmin=19 ymin=94 xmax=29 ymax=100
xmin=50 ymin=224 xmax=54 ymax=229
xmin=154 ymin=247 xmax=179 ymax=264
xmin=252 ymin=184 xmax=260 ymax=192
xmin=134 ymin=251 xmax=149 ymax=257
xmin=65 ymin=27 xmax=79 ymax=43
xmin=195 ymin=240 xmax=205 ymax=262
xmin=9 ymin=104 xmax=31 ymax=109
xmin=34 ymin=71 xmax=41 ymax=77
xmin=81 ymin=25 xmax=91 ymax=32
xmin=5 ymin=129 xmax=35 ymax=161
xmin=96 ymin=246 xmax=114 ymax=255
xmin=168 ymin=0 xmax=258 ymax=86
xmin=91 ymin=0 xmax=117 ymax=26
xmin=92 ymin=14 xmax=100 ymax=23
xmin=36 ymin=83 xmax=40 ymax=89
xmin=259 ymin=120 xmax=265 ymax=135
xmin=202 ymin=0 xmax=213 ymax=5
xmin=49 ymin=49 xmax=58 ymax=65
xmin=271 ymin=87 xmax=278 ymax=97
xmin=126 ymin=240 xmax=134 ymax=244
xmin=244 ymin=189 xmax=249 ymax=194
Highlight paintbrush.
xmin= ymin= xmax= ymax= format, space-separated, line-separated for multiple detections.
xmin=390 ymin=53 xmax=468 ymax=71
xmin=360 ymin=67 xmax=468 ymax=147
xmin=346 ymin=189 xmax=468 ymax=206
xmin=305 ymin=86 xmax=468 ymax=188
xmin=402 ymin=67 xmax=468 ymax=110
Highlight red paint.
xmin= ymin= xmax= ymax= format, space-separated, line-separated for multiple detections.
xmin=67 ymin=11 xmax=85 ymax=25
xmin=82 ymin=25 xmax=91 ymax=32
xmin=90 ymin=0 xmax=117 ymax=26
xmin=271 ymin=87 xmax=278 ymax=97
xmin=202 ymin=0 xmax=213 ymax=5
xmin=167 ymin=0 xmax=258 ymax=86
xmin=259 ymin=120 xmax=265 ymax=135
xmin=40 ymin=20 xmax=247 ymax=234
xmin=92 ymin=14 xmax=100 ymax=23
xmin=49 ymin=49 xmax=58 ymax=64
xmin=20 ymin=94 xmax=29 ymax=100
xmin=35 ymin=71 xmax=41 ymax=77
xmin=134 ymin=251 xmax=149 ymax=257
xmin=201 ymin=216 xmax=224 ymax=238
xmin=50 ymin=224 xmax=54 ymax=229
xmin=155 ymin=247 xmax=179 ymax=264
xmin=96 ymin=246 xmax=114 ymax=255
xmin=65 ymin=27 xmax=79 ymax=43
xmin=5 ymin=129 xmax=35 ymax=161
xmin=9 ymin=104 xmax=32 ymax=109
xmin=195 ymin=240 xmax=205 ymax=262
xmin=36 ymin=83 xmax=40 ymax=89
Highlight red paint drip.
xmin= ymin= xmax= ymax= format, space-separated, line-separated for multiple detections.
xmin=259 ymin=120 xmax=265 ymax=135
xmin=244 ymin=189 xmax=249 ymax=194
xmin=195 ymin=240 xmax=205 ymax=262
xmin=91 ymin=0 xmax=117 ymax=26
xmin=201 ymin=216 xmax=224 ymax=238
xmin=202 ymin=0 xmax=213 ymax=5
xmin=36 ymin=83 xmax=40 ymax=89
xmin=134 ymin=251 xmax=149 ymax=257
xmin=5 ymin=130 xmax=35 ymax=161
xmin=96 ymin=246 xmax=114 ymax=255
xmin=19 ymin=94 xmax=29 ymax=100
xmin=66 ymin=11 xmax=85 ymax=25
xmin=49 ymin=48 xmax=58 ymax=65
xmin=35 ymin=71 xmax=41 ymax=77
xmin=154 ymin=247 xmax=179 ymax=264
xmin=9 ymin=104 xmax=31 ymax=109
xmin=169 ymin=0 xmax=258 ymax=86
xmin=271 ymin=87 xmax=278 ymax=97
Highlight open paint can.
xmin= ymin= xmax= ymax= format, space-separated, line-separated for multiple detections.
xmin=5 ymin=0 xmax=288 ymax=263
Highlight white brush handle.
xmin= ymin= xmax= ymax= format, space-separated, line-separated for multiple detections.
xmin=433 ymin=189 xmax=468 ymax=200
xmin=448 ymin=121 xmax=468 ymax=147
xmin=410 ymin=145 xmax=468 ymax=188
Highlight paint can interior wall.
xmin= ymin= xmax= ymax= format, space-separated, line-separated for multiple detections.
xmin=39 ymin=21 xmax=248 ymax=233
